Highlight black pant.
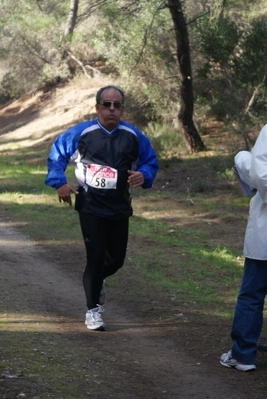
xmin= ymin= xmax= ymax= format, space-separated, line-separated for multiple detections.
xmin=78 ymin=212 xmax=129 ymax=310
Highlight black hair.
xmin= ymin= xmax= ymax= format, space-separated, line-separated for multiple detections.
xmin=96 ymin=85 xmax=125 ymax=104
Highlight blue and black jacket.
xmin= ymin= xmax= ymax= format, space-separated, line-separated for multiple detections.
xmin=45 ymin=118 xmax=159 ymax=219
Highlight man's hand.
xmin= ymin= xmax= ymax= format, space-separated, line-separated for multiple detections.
xmin=57 ymin=184 xmax=79 ymax=207
xmin=127 ymin=170 xmax=144 ymax=188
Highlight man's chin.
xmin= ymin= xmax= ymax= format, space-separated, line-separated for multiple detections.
xmin=105 ymin=121 xmax=118 ymax=130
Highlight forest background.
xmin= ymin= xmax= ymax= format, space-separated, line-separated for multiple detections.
xmin=1 ymin=0 xmax=267 ymax=150
xmin=2 ymin=1 xmax=267 ymax=397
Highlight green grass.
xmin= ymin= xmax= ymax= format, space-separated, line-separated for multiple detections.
xmin=129 ymin=216 xmax=243 ymax=313
xmin=0 ymin=330 xmax=111 ymax=398
xmin=3 ymin=121 xmax=267 ymax=399
xmin=0 ymin=137 xmax=251 ymax=322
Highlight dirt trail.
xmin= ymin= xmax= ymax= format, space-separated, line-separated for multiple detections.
xmin=0 ymin=81 xmax=265 ymax=398
xmin=0 ymin=215 xmax=253 ymax=399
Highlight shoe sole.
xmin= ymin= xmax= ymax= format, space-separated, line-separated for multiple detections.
xmin=235 ymin=364 xmax=256 ymax=372
xmin=86 ymin=325 xmax=106 ymax=331
xmin=85 ymin=321 xmax=106 ymax=331
xmin=220 ymin=360 xmax=256 ymax=372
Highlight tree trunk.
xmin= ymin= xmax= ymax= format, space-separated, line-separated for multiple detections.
xmin=65 ymin=0 xmax=79 ymax=37
xmin=167 ymin=0 xmax=205 ymax=153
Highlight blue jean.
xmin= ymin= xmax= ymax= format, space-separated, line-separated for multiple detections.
xmin=231 ymin=257 xmax=267 ymax=364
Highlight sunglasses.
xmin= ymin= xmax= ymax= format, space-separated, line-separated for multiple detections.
xmin=99 ymin=101 xmax=123 ymax=109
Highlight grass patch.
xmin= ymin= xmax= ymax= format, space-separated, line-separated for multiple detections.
xmin=0 ymin=147 xmax=247 ymax=317
xmin=0 ymin=118 xmax=252 ymax=328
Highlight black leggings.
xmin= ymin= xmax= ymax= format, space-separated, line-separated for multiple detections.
xmin=78 ymin=212 xmax=129 ymax=309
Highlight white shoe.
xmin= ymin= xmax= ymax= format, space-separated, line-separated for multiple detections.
xmin=220 ymin=350 xmax=256 ymax=371
xmin=85 ymin=305 xmax=106 ymax=331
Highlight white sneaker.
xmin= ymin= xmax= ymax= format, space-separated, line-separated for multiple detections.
xmin=220 ymin=350 xmax=256 ymax=371
xmin=85 ymin=306 xmax=106 ymax=331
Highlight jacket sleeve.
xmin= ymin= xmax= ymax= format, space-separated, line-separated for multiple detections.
xmin=249 ymin=124 xmax=267 ymax=203
xmin=234 ymin=151 xmax=254 ymax=187
xmin=44 ymin=123 xmax=86 ymax=189
xmin=135 ymin=131 xmax=159 ymax=189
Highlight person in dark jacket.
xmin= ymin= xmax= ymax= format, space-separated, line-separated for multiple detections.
xmin=45 ymin=85 xmax=159 ymax=331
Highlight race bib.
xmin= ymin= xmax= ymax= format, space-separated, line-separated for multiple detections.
xmin=85 ymin=164 xmax=118 ymax=189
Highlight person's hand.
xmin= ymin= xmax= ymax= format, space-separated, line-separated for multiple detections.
xmin=57 ymin=184 xmax=79 ymax=207
xmin=127 ymin=170 xmax=144 ymax=188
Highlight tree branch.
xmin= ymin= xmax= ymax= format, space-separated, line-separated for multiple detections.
xmin=187 ymin=10 xmax=210 ymax=25
xmin=245 ymin=74 xmax=267 ymax=114
xmin=66 ymin=51 xmax=100 ymax=78
xmin=130 ymin=2 xmax=165 ymax=72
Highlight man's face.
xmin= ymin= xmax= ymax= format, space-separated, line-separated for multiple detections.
xmin=96 ymin=88 xmax=124 ymax=131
